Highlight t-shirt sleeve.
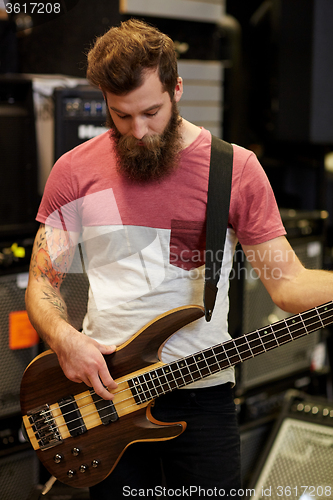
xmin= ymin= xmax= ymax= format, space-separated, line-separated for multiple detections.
xmin=36 ymin=152 xmax=81 ymax=232
xmin=229 ymin=145 xmax=286 ymax=245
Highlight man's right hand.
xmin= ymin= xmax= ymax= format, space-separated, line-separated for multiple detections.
xmin=54 ymin=325 xmax=118 ymax=400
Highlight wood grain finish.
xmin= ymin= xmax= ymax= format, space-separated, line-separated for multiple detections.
xmin=21 ymin=301 xmax=333 ymax=487
xmin=20 ymin=305 xmax=204 ymax=488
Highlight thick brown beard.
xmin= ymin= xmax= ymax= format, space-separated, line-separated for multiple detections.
xmin=107 ymin=101 xmax=183 ymax=183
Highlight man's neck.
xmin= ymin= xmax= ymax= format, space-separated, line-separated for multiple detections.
xmin=180 ymin=119 xmax=202 ymax=149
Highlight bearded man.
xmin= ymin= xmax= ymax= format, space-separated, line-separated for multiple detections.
xmin=25 ymin=18 xmax=333 ymax=499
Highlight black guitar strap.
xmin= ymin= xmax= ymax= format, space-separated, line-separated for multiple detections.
xmin=204 ymin=135 xmax=233 ymax=322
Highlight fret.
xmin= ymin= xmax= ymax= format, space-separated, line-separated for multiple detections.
xmin=233 ymin=341 xmax=242 ymax=362
xmin=246 ymin=331 xmax=266 ymax=356
xmin=210 ymin=345 xmax=227 ymax=372
xmin=145 ymin=371 xmax=161 ymax=398
xmin=162 ymin=366 xmax=178 ymax=391
xmin=224 ymin=341 xmax=242 ymax=365
xmin=267 ymin=324 xmax=280 ymax=347
xmin=155 ymin=367 xmax=170 ymax=394
xmin=234 ymin=336 xmax=251 ymax=361
xmin=193 ymin=352 xmax=212 ymax=378
xmin=215 ymin=341 xmax=230 ymax=369
xmin=209 ymin=344 xmax=230 ymax=370
xmin=259 ymin=325 xmax=279 ymax=350
xmin=301 ymin=309 xmax=323 ymax=332
xmin=315 ymin=306 xmax=325 ymax=329
xmin=284 ymin=316 xmax=305 ymax=340
xmin=168 ymin=361 xmax=185 ymax=387
xmin=128 ymin=378 xmax=146 ymax=404
xmin=223 ymin=343 xmax=233 ymax=366
xmin=183 ymin=357 xmax=197 ymax=382
xmin=283 ymin=318 xmax=293 ymax=340
xmin=317 ymin=303 xmax=333 ymax=327
xmin=141 ymin=374 xmax=157 ymax=400
xmin=176 ymin=360 xmax=194 ymax=385
xmin=245 ymin=336 xmax=255 ymax=358
xmin=204 ymin=347 xmax=220 ymax=373
xmin=136 ymin=374 xmax=154 ymax=401
xmin=157 ymin=368 xmax=172 ymax=392
xmin=270 ymin=321 xmax=292 ymax=344
xmin=299 ymin=312 xmax=307 ymax=335
xmin=258 ymin=331 xmax=267 ymax=352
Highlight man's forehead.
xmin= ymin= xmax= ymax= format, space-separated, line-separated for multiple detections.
xmin=105 ymin=80 xmax=170 ymax=114
xmin=105 ymin=69 xmax=166 ymax=99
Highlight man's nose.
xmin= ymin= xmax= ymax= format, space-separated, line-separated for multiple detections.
xmin=131 ymin=117 xmax=148 ymax=140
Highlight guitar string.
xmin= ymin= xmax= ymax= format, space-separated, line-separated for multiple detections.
xmin=37 ymin=313 xmax=332 ymax=440
xmin=30 ymin=308 xmax=333 ymax=438
xmin=30 ymin=306 xmax=333 ymax=430
xmin=31 ymin=306 xmax=333 ymax=432
xmin=43 ymin=312 xmax=329 ymax=438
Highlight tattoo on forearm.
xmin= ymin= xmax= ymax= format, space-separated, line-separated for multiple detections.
xmin=41 ymin=287 xmax=68 ymax=321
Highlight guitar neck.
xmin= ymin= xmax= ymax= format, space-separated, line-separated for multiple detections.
xmin=129 ymin=302 xmax=333 ymax=404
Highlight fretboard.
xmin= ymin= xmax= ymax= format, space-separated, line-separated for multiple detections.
xmin=129 ymin=302 xmax=333 ymax=404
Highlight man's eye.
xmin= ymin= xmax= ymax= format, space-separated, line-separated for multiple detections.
xmin=146 ymin=111 xmax=158 ymax=117
xmin=117 ymin=114 xmax=129 ymax=119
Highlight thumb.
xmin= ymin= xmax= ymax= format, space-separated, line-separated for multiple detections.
xmin=98 ymin=343 xmax=117 ymax=355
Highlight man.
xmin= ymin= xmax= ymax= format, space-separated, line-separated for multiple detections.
xmin=25 ymin=19 xmax=333 ymax=498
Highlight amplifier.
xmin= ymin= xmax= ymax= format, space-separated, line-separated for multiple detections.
xmin=0 ymin=413 xmax=28 ymax=455
xmin=0 ymin=448 xmax=39 ymax=500
xmin=248 ymin=390 xmax=333 ymax=498
xmin=0 ymin=272 xmax=38 ymax=417
xmin=53 ymin=86 xmax=107 ymax=162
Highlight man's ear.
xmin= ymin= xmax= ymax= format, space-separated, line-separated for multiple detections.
xmin=174 ymin=77 xmax=183 ymax=103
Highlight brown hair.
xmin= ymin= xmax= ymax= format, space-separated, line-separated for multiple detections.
xmin=87 ymin=19 xmax=178 ymax=99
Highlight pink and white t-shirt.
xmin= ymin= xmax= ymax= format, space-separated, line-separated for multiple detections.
xmin=37 ymin=128 xmax=285 ymax=387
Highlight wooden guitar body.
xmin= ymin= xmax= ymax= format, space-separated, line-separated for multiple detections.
xmin=21 ymin=300 xmax=333 ymax=488
xmin=20 ymin=305 xmax=205 ymax=488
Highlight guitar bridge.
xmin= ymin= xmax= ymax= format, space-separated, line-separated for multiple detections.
xmin=27 ymin=404 xmax=62 ymax=450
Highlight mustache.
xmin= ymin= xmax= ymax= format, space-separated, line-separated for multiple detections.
xmin=117 ymin=134 xmax=163 ymax=157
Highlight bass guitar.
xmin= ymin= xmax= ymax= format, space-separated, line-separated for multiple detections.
xmin=20 ymin=302 xmax=333 ymax=488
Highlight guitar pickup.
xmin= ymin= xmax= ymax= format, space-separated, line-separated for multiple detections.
xmin=58 ymin=395 xmax=87 ymax=437
xmin=90 ymin=390 xmax=119 ymax=424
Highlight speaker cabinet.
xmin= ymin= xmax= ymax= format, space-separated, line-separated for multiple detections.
xmin=0 ymin=449 xmax=39 ymax=500
xmin=248 ymin=390 xmax=333 ymax=498
xmin=0 ymin=272 xmax=38 ymax=417
xmin=0 ymin=76 xmax=39 ymax=236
